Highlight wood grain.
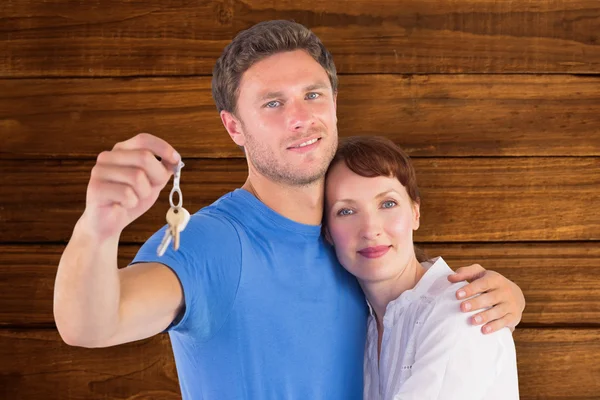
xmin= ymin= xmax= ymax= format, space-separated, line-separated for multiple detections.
xmin=0 ymin=328 xmax=598 ymax=399
xmin=2 ymin=1 xmax=599 ymax=399
xmin=2 ymin=1 xmax=599 ymax=76
xmin=513 ymin=328 xmax=600 ymax=398
xmin=1 ymin=243 xmax=599 ymax=327
xmin=0 ymin=329 xmax=179 ymax=400
xmin=1 ymin=157 xmax=598 ymax=243
xmin=421 ymin=243 xmax=600 ymax=327
xmin=0 ymin=0 xmax=234 ymax=78
xmin=2 ymin=75 xmax=600 ymax=159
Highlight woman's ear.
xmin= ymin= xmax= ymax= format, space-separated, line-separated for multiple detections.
xmin=220 ymin=110 xmax=246 ymax=147
xmin=412 ymin=201 xmax=421 ymax=231
xmin=324 ymin=226 xmax=334 ymax=246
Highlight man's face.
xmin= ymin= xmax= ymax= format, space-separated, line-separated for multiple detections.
xmin=229 ymin=50 xmax=338 ymax=186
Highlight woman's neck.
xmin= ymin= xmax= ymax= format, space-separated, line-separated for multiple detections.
xmin=242 ymin=171 xmax=325 ymax=226
xmin=360 ymin=256 xmax=427 ymax=330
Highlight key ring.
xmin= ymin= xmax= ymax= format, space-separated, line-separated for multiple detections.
xmin=169 ymin=161 xmax=185 ymax=208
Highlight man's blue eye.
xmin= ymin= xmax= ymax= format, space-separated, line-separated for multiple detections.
xmin=382 ymin=201 xmax=396 ymax=209
xmin=306 ymin=92 xmax=320 ymax=100
xmin=266 ymin=101 xmax=281 ymax=108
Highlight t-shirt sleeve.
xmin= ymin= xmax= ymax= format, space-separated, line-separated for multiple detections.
xmin=129 ymin=211 xmax=242 ymax=341
xmin=392 ymin=287 xmax=518 ymax=400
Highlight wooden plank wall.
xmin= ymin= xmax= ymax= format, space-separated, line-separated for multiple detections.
xmin=1 ymin=1 xmax=599 ymax=398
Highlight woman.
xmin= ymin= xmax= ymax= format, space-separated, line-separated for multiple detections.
xmin=324 ymin=136 xmax=519 ymax=399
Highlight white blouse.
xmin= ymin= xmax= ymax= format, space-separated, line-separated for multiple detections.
xmin=363 ymin=257 xmax=519 ymax=400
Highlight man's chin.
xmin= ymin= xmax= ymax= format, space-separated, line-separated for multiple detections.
xmin=283 ymin=167 xmax=328 ymax=187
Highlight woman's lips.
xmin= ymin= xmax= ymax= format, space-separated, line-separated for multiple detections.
xmin=357 ymin=245 xmax=391 ymax=259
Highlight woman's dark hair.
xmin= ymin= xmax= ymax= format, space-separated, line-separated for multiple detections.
xmin=325 ymin=136 xmax=429 ymax=262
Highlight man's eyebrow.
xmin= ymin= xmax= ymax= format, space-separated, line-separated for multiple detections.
xmin=257 ymin=91 xmax=284 ymax=102
xmin=257 ymin=82 xmax=331 ymax=103
xmin=304 ymin=82 xmax=330 ymax=92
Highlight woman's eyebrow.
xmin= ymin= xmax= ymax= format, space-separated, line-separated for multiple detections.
xmin=331 ymin=198 xmax=355 ymax=206
xmin=374 ymin=189 xmax=401 ymax=199
xmin=331 ymin=189 xmax=399 ymax=207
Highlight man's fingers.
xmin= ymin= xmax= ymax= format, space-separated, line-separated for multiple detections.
xmin=96 ymin=149 xmax=171 ymax=187
xmin=455 ymin=271 xmax=497 ymax=299
xmin=468 ymin=301 xmax=509 ymax=325
xmin=88 ymin=180 xmax=140 ymax=209
xmin=460 ymin=290 xmax=501 ymax=312
xmin=480 ymin=314 xmax=515 ymax=335
xmin=90 ymin=164 xmax=153 ymax=201
xmin=113 ymin=133 xmax=181 ymax=165
xmin=448 ymin=263 xmax=485 ymax=284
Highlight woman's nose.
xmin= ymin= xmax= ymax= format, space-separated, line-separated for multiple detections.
xmin=359 ymin=214 xmax=383 ymax=240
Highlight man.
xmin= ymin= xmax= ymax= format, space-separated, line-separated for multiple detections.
xmin=54 ymin=20 xmax=525 ymax=399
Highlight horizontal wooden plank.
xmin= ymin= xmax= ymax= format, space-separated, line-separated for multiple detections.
xmin=0 ymin=329 xmax=179 ymax=400
xmin=2 ymin=75 xmax=600 ymax=158
xmin=2 ymin=1 xmax=599 ymax=76
xmin=1 ymin=157 xmax=598 ymax=243
xmin=0 ymin=0 xmax=234 ymax=78
xmin=0 ymin=328 xmax=598 ymax=399
xmin=415 ymin=157 xmax=600 ymax=241
xmin=1 ymin=243 xmax=598 ymax=327
xmin=420 ymin=243 xmax=600 ymax=327
xmin=514 ymin=328 xmax=600 ymax=398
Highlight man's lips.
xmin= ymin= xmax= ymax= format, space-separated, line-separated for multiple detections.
xmin=287 ymin=136 xmax=321 ymax=149
xmin=357 ymin=245 xmax=391 ymax=259
xmin=287 ymin=137 xmax=321 ymax=153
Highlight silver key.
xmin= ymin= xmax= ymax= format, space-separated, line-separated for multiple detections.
xmin=157 ymin=227 xmax=173 ymax=257
xmin=166 ymin=206 xmax=190 ymax=251
xmin=157 ymin=159 xmax=188 ymax=257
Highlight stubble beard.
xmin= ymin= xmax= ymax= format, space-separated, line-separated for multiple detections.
xmin=244 ymin=127 xmax=338 ymax=187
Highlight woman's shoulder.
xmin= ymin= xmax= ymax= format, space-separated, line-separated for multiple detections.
xmin=417 ymin=257 xmax=469 ymax=311
xmin=418 ymin=258 xmax=501 ymax=337
xmin=419 ymin=273 xmax=514 ymax=349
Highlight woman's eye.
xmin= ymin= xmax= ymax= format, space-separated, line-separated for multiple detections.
xmin=306 ymin=92 xmax=320 ymax=100
xmin=337 ymin=208 xmax=354 ymax=216
xmin=265 ymin=100 xmax=281 ymax=108
xmin=382 ymin=200 xmax=397 ymax=209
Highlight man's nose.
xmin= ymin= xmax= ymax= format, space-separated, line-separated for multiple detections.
xmin=287 ymin=100 xmax=313 ymax=131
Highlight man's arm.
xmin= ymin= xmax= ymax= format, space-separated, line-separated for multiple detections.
xmin=448 ymin=264 xmax=526 ymax=334
xmin=54 ymin=218 xmax=183 ymax=347
xmin=53 ymin=133 xmax=184 ymax=348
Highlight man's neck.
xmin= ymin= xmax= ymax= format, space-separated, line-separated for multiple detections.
xmin=241 ymin=172 xmax=325 ymax=226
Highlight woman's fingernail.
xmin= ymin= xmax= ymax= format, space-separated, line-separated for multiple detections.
xmin=484 ymin=326 xmax=492 ymax=334
xmin=474 ymin=315 xmax=482 ymax=324
xmin=457 ymin=290 xmax=466 ymax=299
xmin=463 ymin=302 xmax=471 ymax=311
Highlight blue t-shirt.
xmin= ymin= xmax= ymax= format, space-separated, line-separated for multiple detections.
xmin=132 ymin=189 xmax=368 ymax=399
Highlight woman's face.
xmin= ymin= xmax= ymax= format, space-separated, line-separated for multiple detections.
xmin=325 ymin=162 xmax=420 ymax=283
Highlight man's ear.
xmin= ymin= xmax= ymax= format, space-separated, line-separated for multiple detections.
xmin=333 ymin=91 xmax=338 ymax=122
xmin=412 ymin=201 xmax=421 ymax=231
xmin=220 ymin=110 xmax=245 ymax=147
